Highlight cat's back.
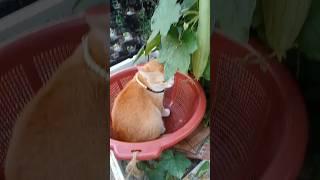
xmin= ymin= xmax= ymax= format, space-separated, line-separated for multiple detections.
xmin=112 ymin=78 xmax=155 ymax=117
xmin=111 ymin=76 xmax=164 ymax=142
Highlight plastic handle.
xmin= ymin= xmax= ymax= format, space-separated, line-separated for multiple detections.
xmin=110 ymin=139 xmax=163 ymax=160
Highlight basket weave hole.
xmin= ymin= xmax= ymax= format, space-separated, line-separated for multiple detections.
xmin=0 ymin=65 xmax=34 ymax=165
xmin=164 ymin=80 xmax=197 ymax=133
xmin=110 ymin=82 xmax=121 ymax=111
xmin=33 ymin=45 xmax=75 ymax=85
xmin=213 ymin=55 xmax=268 ymax=179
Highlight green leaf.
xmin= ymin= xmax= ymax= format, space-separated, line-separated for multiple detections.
xmin=158 ymin=150 xmax=191 ymax=179
xmin=202 ymin=108 xmax=210 ymax=127
xmin=159 ymin=29 xmax=198 ymax=80
xmin=146 ymin=32 xmax=161 ymax=55
xmin=203 ymin=59 xmax=210 ymax=80
xmin=195 ymin=161 xmax=210 ymax=177
xmin=132 ymin=33 xmax=160 ymax=64
xmin=151 ymin=0 xmax=182 ymax=37
xmin=181 ymin=30 xmax=198 ymax=53
xmin=164 ymin=63 xmax=177 ymax=82
xmin=139 ymin=161 xmax=166 ymax=180
xmin=181 ymin=0 xmax=197 ymax=12
xmin=72 ymin=0 xmax=82 ymax=11
xmin=146 ymin=168 xmax=166 ymax=180
xmin=133 ymin=45 xmax=145 ymax=64
xmin=298 ymin=0 xmax=320 ymax=61
xmin=137 ymin=161 xmax=148 ymax=171
xmin=148 ymin=30 xmax=160 ymax=43
xmin=165 ymin=173 xmax=178 ymax=180
xmin=213 ymin=0 xmax=256 ymax=42
xmin=251 ymin=0 xmax=263 ymax=29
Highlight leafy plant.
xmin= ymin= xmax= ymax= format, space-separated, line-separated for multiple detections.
xmin=191 ymin=0 xmax=210 ymax=80
xmin=137 ymin=150 xmax=192 ymax=180
xmin=260 ymin=0 xmax=311 ymax=60
xmin=110 ymin=0 xmax=126 ymax=32
xmin=115 ymin=14 xmax=125 ymax=29
xmin=298 ymin=0 xmax=320 ymax=61
xmin=135 ymin=0 xmax=210 ymax=81
xmin=137 ymin=10 xmax=151 ymax=41
xmin=202 ymin=109 xmax=210 ymax=127
xmin=136 ymin=0 xmax=158 ymax=41
xmin=212 ymin=0 xmax=257 ymax=43
xmin=195 ymin=160 xmax=209 ymax=178
xmin=214 ymin=0 xmax=312 ymax=61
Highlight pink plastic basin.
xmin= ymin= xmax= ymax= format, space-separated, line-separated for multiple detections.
xmin=110 ymin=67 xmax=207 ymax=160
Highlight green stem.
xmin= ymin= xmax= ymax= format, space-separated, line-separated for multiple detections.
xmin=183 ymin=10 xmax=199 ymax=17
xmin=190 ymin=16 xmax=199 ymax=30
xmin=191 ymin=0 xmax=210 ymax=79
xmin=186 ymin=16 xmax=199 ymax=26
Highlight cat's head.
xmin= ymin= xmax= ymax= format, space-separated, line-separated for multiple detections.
xmin=137 ymin=60 xmax=174 ymax=91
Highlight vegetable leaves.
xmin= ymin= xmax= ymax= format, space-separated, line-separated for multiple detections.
xmin=138 ymin=150 xmax=191 ymax=180
xmin=213 ymin=0 xmax=256 ymax=42
xmin=151 ymin=0 xmax=182 ymax=37
xmin=298 ymin=0 xmax=320 ymax=61
xmin=157 ymin=150 xmax=191 ymax=179
xmin=159 ymin=29 xmax=197 ymax=80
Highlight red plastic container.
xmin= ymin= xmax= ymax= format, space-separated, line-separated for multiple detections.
xmin=110 ymin=67 xmax=207 ymax=160
xmin=212 ymin=30 xmax=308 ymax=180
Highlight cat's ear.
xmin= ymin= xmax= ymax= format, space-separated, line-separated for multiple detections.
xmin=136 ymin=66 xmax=144 ymax=72
xmin=137 ymin=67 xmax=153 ymax=81
xmin=138 ymin=69 xmax=150 ymax=79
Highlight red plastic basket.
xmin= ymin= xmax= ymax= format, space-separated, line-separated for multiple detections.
xmin=0 ymin=16 xmax=89 ymax=180
xmin=212 ymin=31 xmax=308 ymax=180
xmin=110 ymin=67 xmax=207 ymax=160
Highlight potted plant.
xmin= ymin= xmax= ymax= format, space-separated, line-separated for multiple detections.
xmin=130 ymin=0 xmax=210 ymax=179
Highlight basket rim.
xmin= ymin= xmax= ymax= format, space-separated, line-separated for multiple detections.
xmin=0 ymin=14 xmax=86 ymax=48
xmin=110 ymin=66 xmax=207 ymax=160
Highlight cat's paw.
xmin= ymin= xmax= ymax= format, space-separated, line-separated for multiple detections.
xmin=165 ymin=77 xmax=175 ymax=88
xmin=161 ymin=108 xmax=170 ymax=117
xmin=161 ymin=126 xmax=166 ymax=134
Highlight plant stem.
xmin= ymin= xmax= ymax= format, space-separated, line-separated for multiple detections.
xmin=186 ymin=15 xmax=199 ymax=25
xmin=189 ymin=16 xmax=199 ymax=30
xmin=191 ymin=0 xmax=210 ymax=79
xmin=183 ymin=10 xmax=199 ymax=17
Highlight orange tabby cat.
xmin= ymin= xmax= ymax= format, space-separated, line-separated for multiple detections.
xmin=111 ymin=60 xmax=174 ymax=142
xmin=4 ymin=11 xmax=108 ymax=180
